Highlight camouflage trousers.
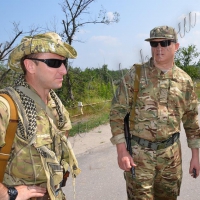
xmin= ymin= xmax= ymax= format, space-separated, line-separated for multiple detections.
xmin=124 ymin=140 xmax=182 ymax=200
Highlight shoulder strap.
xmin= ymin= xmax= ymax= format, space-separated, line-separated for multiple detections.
xmin=0 ymin=94 xmax=18 ymax=182
xmin=129 ymin=64 xmax=141 ymax=130
xmin=16 ymin=86 xmax=57 ymax=125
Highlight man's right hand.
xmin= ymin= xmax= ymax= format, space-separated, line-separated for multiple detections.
xmin=0 ymin=183 xmax=46 ymax=200
xmin=116 ymin=142 xmax=136 ymax=171
xmin=0 ymin=183 xmax=47 ymax=200
xmin=16 ymin=185 xmax=46 ymax=200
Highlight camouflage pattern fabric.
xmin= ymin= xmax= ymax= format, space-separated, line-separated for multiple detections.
xmin=0 ymin=78 xmax=80 ymax=199
xmin=124 ymin=140 xmax=182 ymax=200
xmin=110 ymin=58 xmax=200 ymax=147
xmin=0 ymin=99 xmax=10 ymax=147
xmin=8 ymin=32 xmax=77 ymax=72
xmin=0 ymin=91 xmax=71 ymax=199
xmin=110 ymin=58 xmax=200 ymax=199
xmin=145 ymin=25 xmax=178 ymax=41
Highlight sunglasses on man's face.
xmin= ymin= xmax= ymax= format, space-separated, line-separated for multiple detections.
xmin=150 ymin=40 xmax=176 ymax=47
xmin=27 ymin=58 xmax=67 ymax=68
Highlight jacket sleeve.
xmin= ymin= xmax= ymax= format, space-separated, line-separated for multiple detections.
xmin=182 ymin=80 xmax=200 ymax=148
xmin=62 ymin=105 xmax=72 ymax=131
xmin=0 ymin=97 xmax=10 ymax=148
xmin=109 ymin=67 xmax=135 ymax=145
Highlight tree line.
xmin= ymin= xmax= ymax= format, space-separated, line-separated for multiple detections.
xmin=1 ymin=43 xmax=200 ymax=108
xmin=175 ymin=44 xmax=200 ymax=79
xmin=0 ymin=0 xmax=120 ymax=107
xmin=1 ymin=1 xmax=200 ymax=108
xmin=0 ymin=61 xmax=128 ymax=107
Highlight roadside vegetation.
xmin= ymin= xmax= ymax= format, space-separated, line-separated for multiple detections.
xmin=1 ymin=45 xmax=200 ymax=136
xmin=1 ymin=1 xmax=200 ymax=136
xmin=69 ymin=108 xmax=110 ymax=136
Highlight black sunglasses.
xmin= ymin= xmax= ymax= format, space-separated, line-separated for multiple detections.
xmin=150 ymin=40 xmax=176 ymax=47
xmin=27 ymin=58 xmax=67 ymax=68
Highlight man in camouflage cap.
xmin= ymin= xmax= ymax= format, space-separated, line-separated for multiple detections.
xmin=110 ymin=25 xmax=200 ymax=199
xmin=0 ymin=32 xmax=80 ymax=200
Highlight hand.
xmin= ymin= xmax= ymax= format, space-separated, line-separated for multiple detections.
xmin=192 ymin=168 xmax=197 ymax=178
xmin=116 ymin=143 xmax=136 ymax=171
xmin=15 ymin=185 xmax=46 ymax=200
xmin=189 ymin=157 xmax=200 ymax=178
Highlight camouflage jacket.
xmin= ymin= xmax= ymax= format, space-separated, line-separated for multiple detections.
xmin=110 ymin=59 xmax=200 ymax=148
xmin=0 ymin=88 xmax=79 ymax=199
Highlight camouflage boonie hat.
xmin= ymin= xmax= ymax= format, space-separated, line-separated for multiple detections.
xmin=145 ymin=26 xmax=178 ymax=42
xmin=8 ymin=32 xmax=77 ymax=72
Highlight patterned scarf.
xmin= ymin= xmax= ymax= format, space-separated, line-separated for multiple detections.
xmin=1 ymin=74 xmax=81 ymax=199
xmin=1 ymin=74 xmax=66 ymax=199
xmin=12 ymin=74 xmax=65 ymax=156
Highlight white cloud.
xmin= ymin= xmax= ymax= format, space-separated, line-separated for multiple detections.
xmin=78 ymin=29 xmax=90 ymax=34
xmin=90 ymin=35 xmax=120 ymax=45
xmin=107 ymin=12 xmax=114 ymax=21
xmin=73 ymin=29 xmax=90 ymax=41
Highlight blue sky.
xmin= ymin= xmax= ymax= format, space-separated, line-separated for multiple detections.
xmin=1 ymin=0 xmax=200 ymax=70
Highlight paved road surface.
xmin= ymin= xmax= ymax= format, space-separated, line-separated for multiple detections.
xmin=64 ymin=122 xmax=200 ymax=200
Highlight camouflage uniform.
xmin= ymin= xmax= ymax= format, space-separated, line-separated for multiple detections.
xmin=110 ymin=58 xmax=200 ymax=199
xmin=0 ymin=32 xmax=80 ymax=200
xmin=0 ymin=87 xmax=77 ymax=200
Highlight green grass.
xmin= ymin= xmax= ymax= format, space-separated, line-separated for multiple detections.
xmin=69 ymin=111 xmax=109 ymax=136
xmin=68 ymin=81 xmax=200 ymax=137
xmin=67 ymin=98 xmax=111 ymax=117
xmin=67 ymin=99 xmax=111 ymax=136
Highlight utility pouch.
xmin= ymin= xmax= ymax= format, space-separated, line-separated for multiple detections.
xmin=61 ymin=170 xmax=70 ymax=187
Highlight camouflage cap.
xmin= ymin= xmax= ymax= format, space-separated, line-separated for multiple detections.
xmin=8 ymin=32 xmax=77 ymax=72
xmin=145 ymin=26 xmax=178 ymax=42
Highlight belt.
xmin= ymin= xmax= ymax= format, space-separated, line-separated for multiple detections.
xmin=131 ymin=132 xmax=180 ymax=150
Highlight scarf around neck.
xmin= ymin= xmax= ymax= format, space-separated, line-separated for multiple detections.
xmin=1 ymin=74 xmax=65 ymax=156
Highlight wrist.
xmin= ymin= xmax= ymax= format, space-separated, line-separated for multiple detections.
xmin=7 ymin=187 xmax=18 ymax=200
xmin=191 ymin=148 xmax=199 ymax=158
xmin=116 ymin=142 xmax=127 ymax=153
xmin=0 ymin=183 xmax=9 ymax=200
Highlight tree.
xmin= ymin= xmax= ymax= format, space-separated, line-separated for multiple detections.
xmin=58 ymin=66 xmax=86 ymax=107
xmin=175 ymin=45 xmax=200 ymax=67
xmin=0 ymin=22 xmax=41 ymax=87
xmin=0 ymin=23 xmax=23 ymax=85
xmin=60 ymin=0 xmax=120 ymax=44
xmin=57 ymin=0 xmax=120 ymax=102
xmin=175 ymin=44 xmax=200 ymax=79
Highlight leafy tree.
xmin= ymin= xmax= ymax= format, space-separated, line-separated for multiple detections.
xmin=0 ymin=23 xmax=22 ymax=84
xmin=175 ymin=44 xmax=200 ymax=79
xmin=0 ymin=23 xmax=41 ymax=87
xmin=56 ymin=66 xmax=86 ymax=107
xmin=56 ymin=64 xmax=124 ymax=107
xmin=55 ymin=0 xmax=120 ymax=102
xmin=0 ymin=62 xmax=20 ymax=88
xmin=175 ymin=45 xmax=200 ymax=67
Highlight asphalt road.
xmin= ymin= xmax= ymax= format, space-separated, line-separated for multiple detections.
xmin=64 ymin=125 xmax=200 ymax=200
